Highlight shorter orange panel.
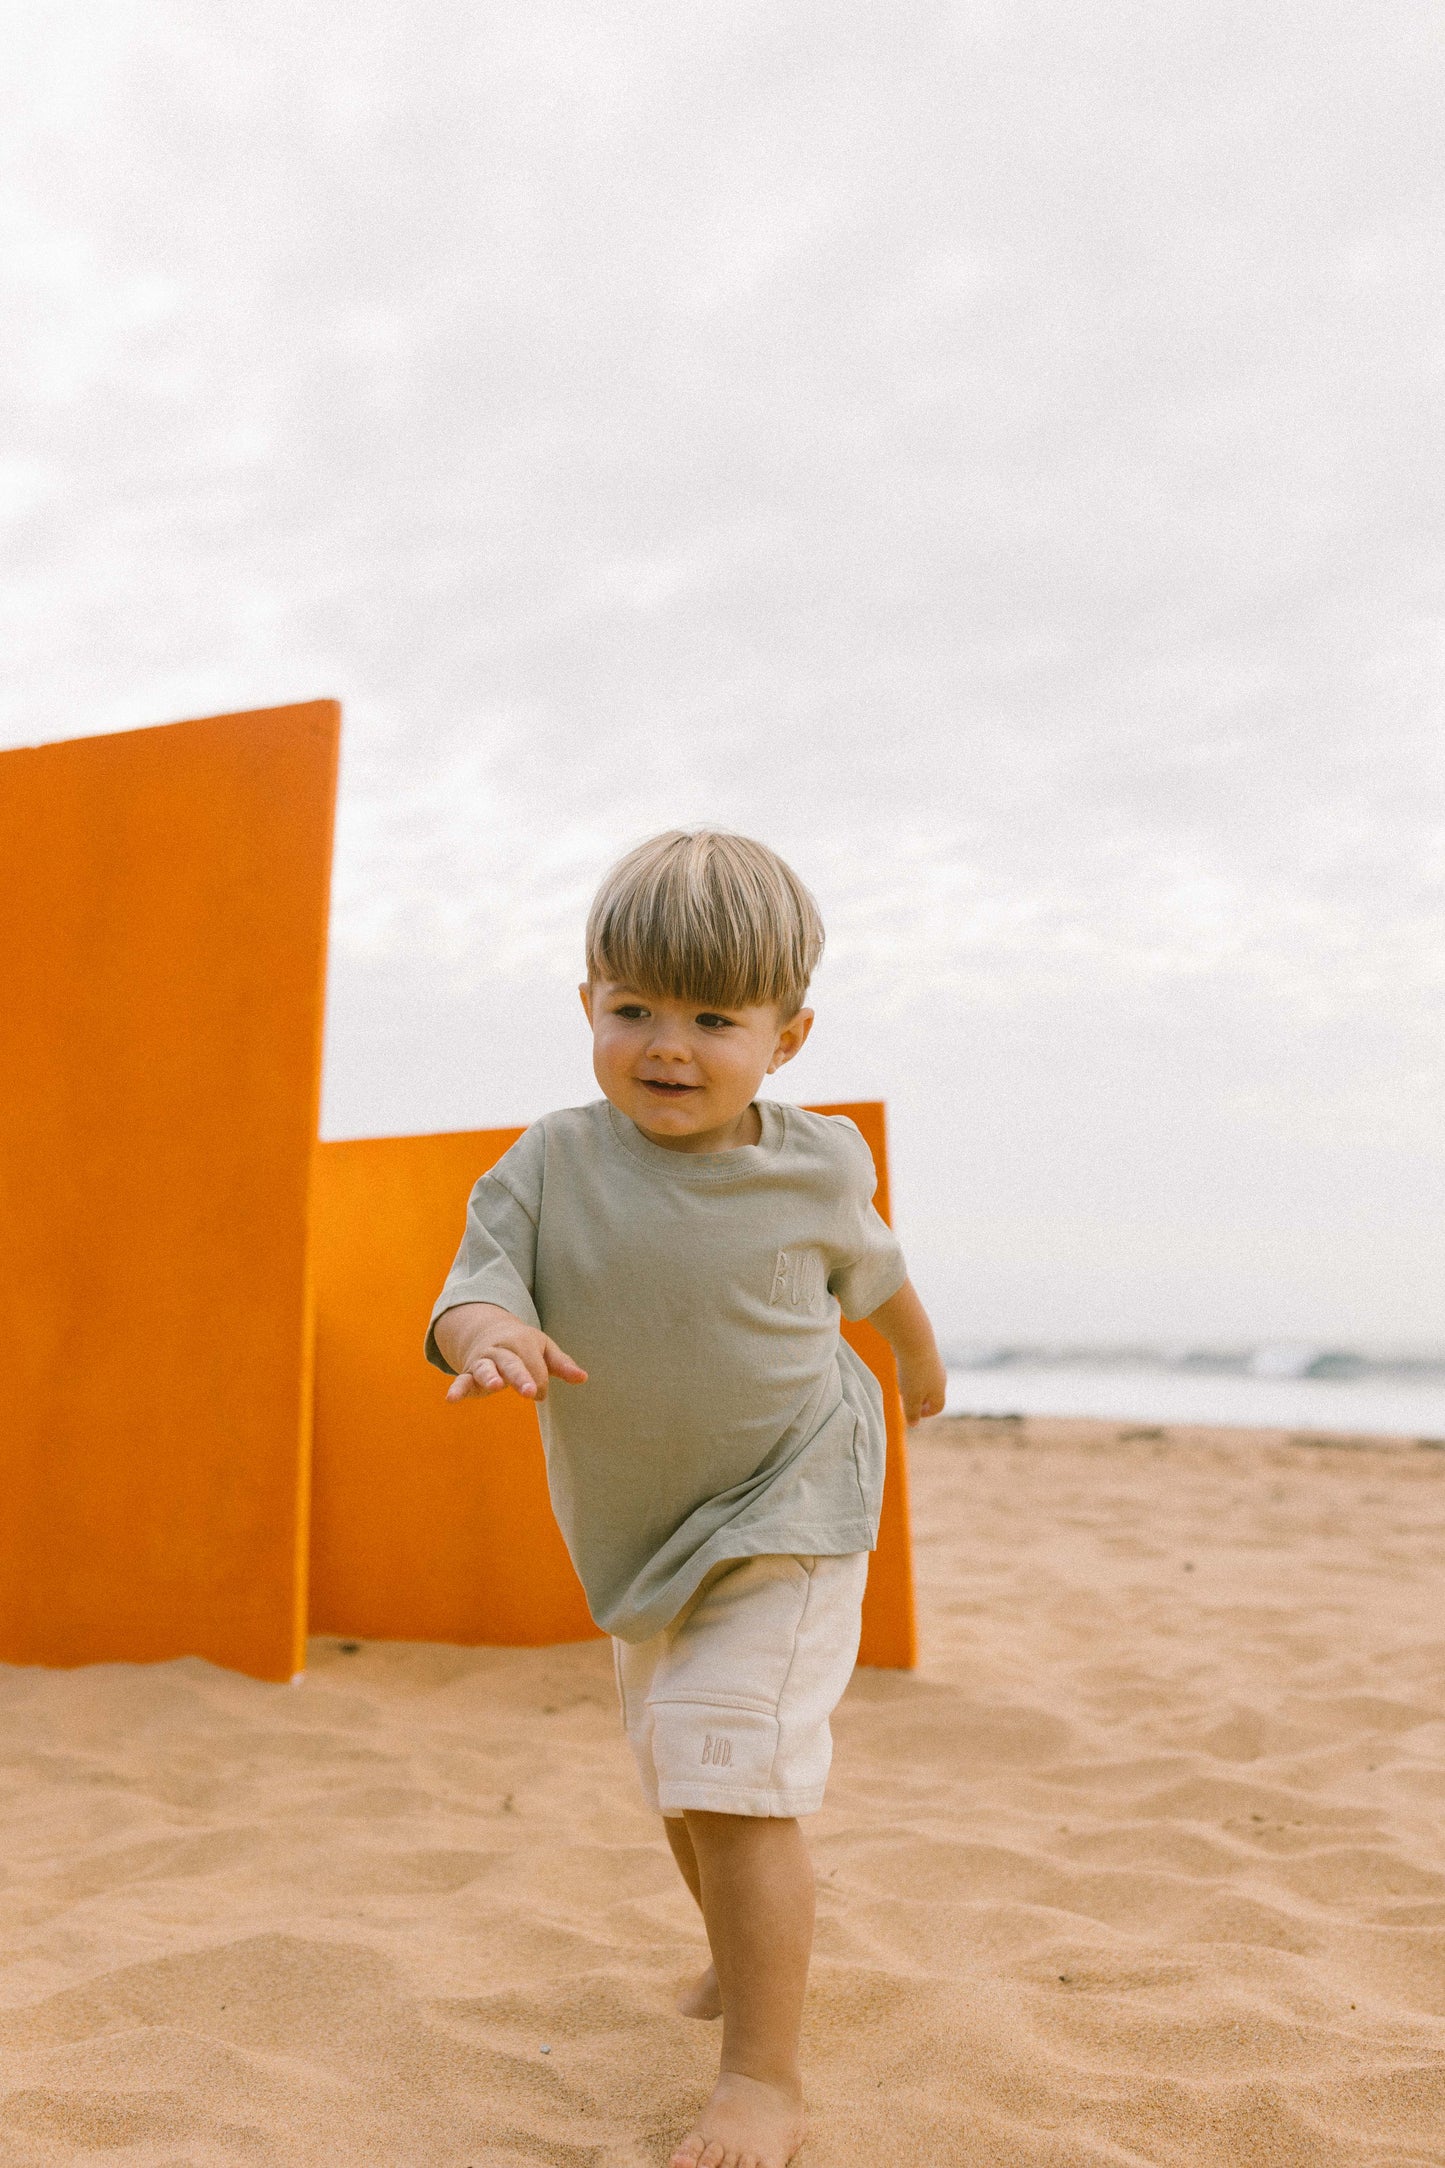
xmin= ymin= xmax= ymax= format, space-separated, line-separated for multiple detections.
xmin=310 ymin=1131 xmax=598 ymax=1647
xmin=310 ymin=1103 xmax=916 ymax=1667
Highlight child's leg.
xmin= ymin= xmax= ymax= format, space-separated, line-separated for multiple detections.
xmin=664 ymin=1812 xmax=703 ymax=1904
xmin=683 ymin=1813 xmax=813 ymax=2073
xmin=616 ymin=1554 xmax=868 ymax=2166
xmin=668 ymin=1810 xmax=812 ymax=2168
xmin=662 ymin=1816 xmax=723 ymax=2019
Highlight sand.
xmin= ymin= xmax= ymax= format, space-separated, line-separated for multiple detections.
xmin=2 ymin=1417 xmax=1444 ymax=2167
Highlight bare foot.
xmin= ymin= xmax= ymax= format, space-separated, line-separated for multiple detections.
xmin=668 ymin=2069 xmax=805 ymax=2168
xmin=675 ymin=1962 xmax=723 ymax=2020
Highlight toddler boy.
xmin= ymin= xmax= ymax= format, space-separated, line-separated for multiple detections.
xmin=427 ymin=829 xmax=945 ymax=2168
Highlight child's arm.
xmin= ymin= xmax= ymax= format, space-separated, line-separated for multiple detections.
xmin=865 ymin=1278 xmax=948 ymax=1424
xmin=433 ymin=1301 xmax=587 ymax=1404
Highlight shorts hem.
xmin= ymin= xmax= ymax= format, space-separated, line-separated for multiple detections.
xmin=656 ymin=1782 xmax=827 ymax=1819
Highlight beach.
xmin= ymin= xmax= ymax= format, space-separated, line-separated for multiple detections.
xmin=3 ymin=1416 xmax=1444 ymax=2166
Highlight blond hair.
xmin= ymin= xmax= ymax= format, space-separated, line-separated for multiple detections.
xmin=585 ymin=829 xmax=824 ymax=1018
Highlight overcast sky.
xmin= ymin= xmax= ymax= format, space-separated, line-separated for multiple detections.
xmin=3 ymin=2 xmax=1441 ymax=1348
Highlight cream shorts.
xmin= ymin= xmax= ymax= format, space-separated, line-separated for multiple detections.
xmin=613 ymin=1551 xmax=869 ymax=1819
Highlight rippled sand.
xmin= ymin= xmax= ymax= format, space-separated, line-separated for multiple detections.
xmin=3 ymin=1417 xmax=1444 ymax=2165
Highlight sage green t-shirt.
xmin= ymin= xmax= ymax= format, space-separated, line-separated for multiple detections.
xmin=425 ymin=1098 xmax=908 ymax=1642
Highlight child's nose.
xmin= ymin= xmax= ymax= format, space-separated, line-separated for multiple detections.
xmin=645 ymin=1024 xmax=691 ymax=1059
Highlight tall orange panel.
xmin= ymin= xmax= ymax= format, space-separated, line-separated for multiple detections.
xmin=309 ymin=1130 xmax=600 ymax=1646
xmin=310 ymin=1103 xmax=915 ymax=1667
xmin=0 ymin=701 xmax=339 ymax=1682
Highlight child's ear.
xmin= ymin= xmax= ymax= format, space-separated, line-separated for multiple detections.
xmin=578 ymin=981 xmax=594 ymax=1025
xmin=768 ymin=1007 xmax=814 ymax=1072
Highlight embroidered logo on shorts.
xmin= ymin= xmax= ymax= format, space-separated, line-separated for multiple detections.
xmin=701 ymin=1733 xmax=732 ymax=1767
xmin=770 ymin=1248 xmax=824 ymax=1308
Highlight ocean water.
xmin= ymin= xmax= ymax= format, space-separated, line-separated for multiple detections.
xmin=943 ymin=1362 xmax=1445 ymax=1439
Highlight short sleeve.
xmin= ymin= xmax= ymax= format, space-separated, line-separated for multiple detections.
xmin=824 ymin=1118 xmax=909 ymax=1321
xmin=424 ymin=1136 xmax=544 ymax=1372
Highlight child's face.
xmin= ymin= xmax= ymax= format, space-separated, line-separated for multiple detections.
xmin=580 ymin=979 xmax=814 ymax=1152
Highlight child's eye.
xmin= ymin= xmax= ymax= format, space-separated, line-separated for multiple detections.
xmin=696 ymin=1013 xmax=734 ymax=1029
xmin=614 ymin=1004 xmax=650 ymax=1020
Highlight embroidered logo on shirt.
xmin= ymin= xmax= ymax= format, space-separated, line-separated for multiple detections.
xmin=770 ymin=1248 xmax=824 ymax=1308
xmin=702 ymin=1733 xmax=733 ymax=1767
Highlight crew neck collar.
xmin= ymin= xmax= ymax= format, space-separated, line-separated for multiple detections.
xmin=604 ymin=1097 xmax=785 ymax=1178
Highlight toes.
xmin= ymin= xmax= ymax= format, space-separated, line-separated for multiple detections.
xmin=668 ymin=2140 xmax=704 ymax=2168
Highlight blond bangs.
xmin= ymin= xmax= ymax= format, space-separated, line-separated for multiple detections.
xmin=585 ymin=830 xmax=824 ymax=1018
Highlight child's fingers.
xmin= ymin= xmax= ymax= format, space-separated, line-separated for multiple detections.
xmin=446 ymin=1357 xmax=506 ymax=1401
xmin=446 ymin=1341 xmax=580 ymax=1404
xmin=492 ymin=1347 xmax=542 ymax=1398
xmin=543 ymin=1338 xmax=588 ymax=1383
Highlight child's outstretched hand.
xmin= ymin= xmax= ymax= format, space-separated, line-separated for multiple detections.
xmin=436 ymin=1301 xmax=587 ymax=1404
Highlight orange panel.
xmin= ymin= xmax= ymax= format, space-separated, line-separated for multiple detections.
xmin=309 ymin=1131 xmax=599 ymax=1646
xmin=310 ymin=1102 xmax=915 ymax=1667
xmin=0 ymin=701 xmax=339 ymax=1682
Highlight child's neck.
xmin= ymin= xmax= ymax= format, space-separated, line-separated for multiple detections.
xmin=631 ymin=1100 xmax=763 ymax=1154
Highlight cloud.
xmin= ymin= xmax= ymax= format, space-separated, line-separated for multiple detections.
xmin=1 ymin=0 xmax=1441 ymax=1338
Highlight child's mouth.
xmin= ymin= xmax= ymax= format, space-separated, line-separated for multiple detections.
xmin=641 ymin=1080 xmax=697 ymax=1094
